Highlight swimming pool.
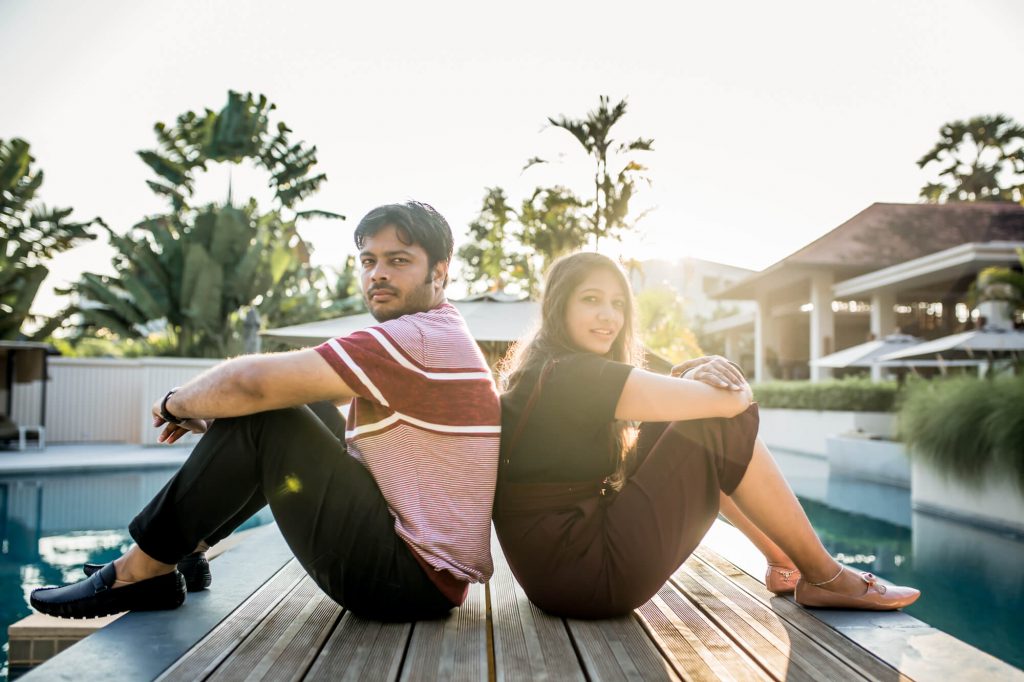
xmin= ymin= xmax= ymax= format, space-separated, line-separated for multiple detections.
xmin=773 ymin=448 xmax=1024 ymax=671
xmin=0 ymin=467 xmax=273 ymax=680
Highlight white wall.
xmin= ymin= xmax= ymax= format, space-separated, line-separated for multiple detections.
xmin=758 ymin=408 xmax=897 ymax=456
xmin=9 ymin=357 xmax=218 ymax=444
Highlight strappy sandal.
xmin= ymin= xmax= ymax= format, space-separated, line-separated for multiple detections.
xmin=765 ymin=564 xmax=800 ymax=595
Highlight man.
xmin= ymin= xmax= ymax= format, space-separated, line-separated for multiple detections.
xmin=32 ymin=201 xmax=501 ymax=621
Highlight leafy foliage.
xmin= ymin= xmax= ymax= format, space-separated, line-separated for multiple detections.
xmin=635 ymin=288 xmax=703 ymax=363
xmin=63 ymin=91 xmax=349 ymax=357
xmin=0 ymin=137 xmax=101 ymax=340
xmin=530 ymin=95 xmax=654 ymax=246
xmin=967 ymin=247 xmax=1024 ymax=324
xmin=458 ymin=188 xmax=531 ymax=295
xmin=754 ymin=379 xmax=899 ymax=412
xmin=917 ymin=114 xmax=1024 ymax=203
xmin=458 ymin=185 xmax=590 ymax=296
xmin=900 ymin=375 xmax=1024 ymax=490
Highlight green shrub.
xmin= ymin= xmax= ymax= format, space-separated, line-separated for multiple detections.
xmin=753 ymin=378 xmax=898 ymax=412
xmin=899 ymin=375 xmax=1024 ymax=490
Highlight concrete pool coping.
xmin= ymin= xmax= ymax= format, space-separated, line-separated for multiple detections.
xmin=701 ymin=520 xmax=1022 ymax=681
xmin=0 ymin=443 xmax=193 ymax=476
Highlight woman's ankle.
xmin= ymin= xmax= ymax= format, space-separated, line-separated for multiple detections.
xmin=799 ymin=559 xmax=845 ymax=585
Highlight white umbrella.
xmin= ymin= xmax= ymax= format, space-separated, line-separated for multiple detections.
xmin=879 ymin=328 xmax=1024 ymax=361
xmin=810 ymin=334 xmax=924 ymax=368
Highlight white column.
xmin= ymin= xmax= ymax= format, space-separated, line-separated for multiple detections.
xmin=754 ymin=297 xmax=772 ymax=383
xmin=809 ymin=273 xmax=835 ymax=382
xmin=724 ymin=331 xmax=738 ymax=365
xmin=870 ymin=290 xmax=896 ymax=339
xmin=870 ymin=290 xmax=896 ymax=382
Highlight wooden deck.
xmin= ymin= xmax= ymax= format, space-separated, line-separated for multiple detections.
xmin=22 ymin=523 xmax=1022 ymax=681
xmin=154 ymin=539 xmax=906 ymax=681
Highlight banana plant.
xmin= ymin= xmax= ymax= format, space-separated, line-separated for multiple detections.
xmin=63 ymin=92 xmax=347 ymax=357
xmin=0 ymin=137 xmax=100 ymax=340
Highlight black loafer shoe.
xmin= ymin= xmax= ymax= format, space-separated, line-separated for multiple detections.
xmin=32 ymin=563 xmax=186 ymax=619
xmin=85 ymin=551 xmax=211 ymax=592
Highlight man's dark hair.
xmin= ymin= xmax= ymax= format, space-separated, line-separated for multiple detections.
xmin=354 ymin=201 xmax=454 ymax=283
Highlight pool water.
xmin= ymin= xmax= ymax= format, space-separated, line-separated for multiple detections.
xmin=771 ymin=442 xmax=1024 ymax=671
xmin=0 ymin=467 xmax=273 ymax=680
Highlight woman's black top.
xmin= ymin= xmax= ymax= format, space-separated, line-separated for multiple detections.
xmin=499 ymin=352 xmax=633 ymax=483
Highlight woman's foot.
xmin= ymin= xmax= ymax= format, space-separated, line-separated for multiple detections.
xmin=794 ymin=565 xmax=920 ymax=611
xmin=765 ymin=564 xmax=800 ymax=595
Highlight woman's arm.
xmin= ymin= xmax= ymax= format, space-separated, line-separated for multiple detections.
xmin=614 ymin=368 xmax=753 ymax=422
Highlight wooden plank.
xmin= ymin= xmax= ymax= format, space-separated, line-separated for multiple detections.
xmin=489 ymin=532 xmax=585 ymax=681
xmin=304 ymin=613 xmax=411 ymax=682
xmin=399 ymin=582 xmax=488 ymax=681
xmin=636 ymin=583 xmax=773 ymax=682
xmin=566 ymin=616 xmax=681 ymax=681
xmin=207 ymin=576 xmax=340 ymax=681
xmin=672 ymin=559 xmax=868 ymax=682
xmin=692 ymin=549 xmax=913 ymax=682
xmin=158 ymin=560 xmax=307 ymax=682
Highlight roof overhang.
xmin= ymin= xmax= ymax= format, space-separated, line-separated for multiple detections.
xmin=833 ymin=241 xmax=1024 ymax=298
xmin=702 ymin=312 xmax=756 ymax=335
xmin=262 ymin=300 xmax=541 ymax=345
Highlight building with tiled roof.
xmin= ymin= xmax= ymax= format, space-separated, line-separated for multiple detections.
xmin=708 ymin=202 xmax=1024 ymax=381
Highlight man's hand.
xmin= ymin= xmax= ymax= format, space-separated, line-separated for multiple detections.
xmin=151 ymin=399 xmax=209 ymax=445
xmin=671 ymin=355 xmax=747 ymax=391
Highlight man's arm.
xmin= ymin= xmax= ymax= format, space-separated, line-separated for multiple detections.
xmin=152 ymin=349 xmax=358 ymax=443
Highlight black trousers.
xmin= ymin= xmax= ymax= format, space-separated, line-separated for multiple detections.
xmin=129 ymin=402 xmax=454 ymax=621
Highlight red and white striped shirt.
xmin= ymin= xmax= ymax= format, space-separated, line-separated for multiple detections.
xmin=314 ymin=303 xmax=500 ymax=590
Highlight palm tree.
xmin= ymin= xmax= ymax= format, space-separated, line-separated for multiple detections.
xmin=917 ymin=114 xmax=1024 ymax=203
xmin=527 ymin=96 xmax=654 ymax=247
xmin=0 ymin=138 xmax=100 ymax=340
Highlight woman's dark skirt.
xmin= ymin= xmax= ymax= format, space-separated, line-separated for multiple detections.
xmin=494 ymin=403 xmax=759 ymax=619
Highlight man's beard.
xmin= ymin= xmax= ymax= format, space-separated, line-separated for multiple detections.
xmin=365 ymin=279 xmax=436 ymax=322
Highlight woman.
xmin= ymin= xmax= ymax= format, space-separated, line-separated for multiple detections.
xmin=494 ymin=253 xmax=919 ymax=619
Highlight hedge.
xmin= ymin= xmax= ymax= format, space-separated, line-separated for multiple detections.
xmin=899 ymin=375 xmax=1024 ymax=490
xmin=753 ymin=378 xmax=899 ymax=412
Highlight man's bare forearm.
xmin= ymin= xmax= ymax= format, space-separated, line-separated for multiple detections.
xmin=162 ymin=356 xmax=267 ymax=420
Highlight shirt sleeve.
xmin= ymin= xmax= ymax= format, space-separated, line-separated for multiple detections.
xmin=545 ymin=353 xmax=633 ymax=426
xmin=314 ymin=326 xmax=423 ymax=410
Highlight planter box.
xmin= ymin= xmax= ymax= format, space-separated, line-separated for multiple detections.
xmin=911 ymin=459 xmax=1024 ymax=536
xmin=759 ymin=408 xmax=897 ymax=457
xmin=826 ymin=436 xmax=910 ymax=488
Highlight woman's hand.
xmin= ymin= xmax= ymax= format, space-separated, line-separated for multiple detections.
xmin=671 ymin=355 xmax=747 ymax=391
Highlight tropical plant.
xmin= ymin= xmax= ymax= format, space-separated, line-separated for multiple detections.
xmin=967 ymin=247 xmax=1024 ymax=324
xmin=458 ymin=185 xmax=591 ymax=296
xmin=636 ymin=288 xmax=703 ymax=364
xmin=917 ymin=114 xmax=1024 ymax=203
xmin=64 ymin=91 xmax=347 ymax=357
xmin=0 ymin=138 xmax=101 ymax=340
xmin=518 ymin=186 xmax=589 ymax=276
xmin=900 ymin=375 xmax=1024 ymax=490
xmin=527 ymin=95 xmax=654 ymax=246
xmin=458 ymin=188 xmax=531 ymax=295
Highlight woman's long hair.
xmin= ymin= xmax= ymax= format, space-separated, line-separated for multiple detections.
xmin=500 ymin=252 xmax=644 ymax=486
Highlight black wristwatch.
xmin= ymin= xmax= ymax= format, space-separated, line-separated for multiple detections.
xmin=160 ymin=388 xmax=184 ymax=425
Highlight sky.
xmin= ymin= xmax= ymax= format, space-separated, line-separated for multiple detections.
xmin=3 ymin=0 xmax=1024 ymax=315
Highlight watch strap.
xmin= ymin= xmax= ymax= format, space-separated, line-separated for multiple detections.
xmin=160 ymin=388 xmax=184 ymax=425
